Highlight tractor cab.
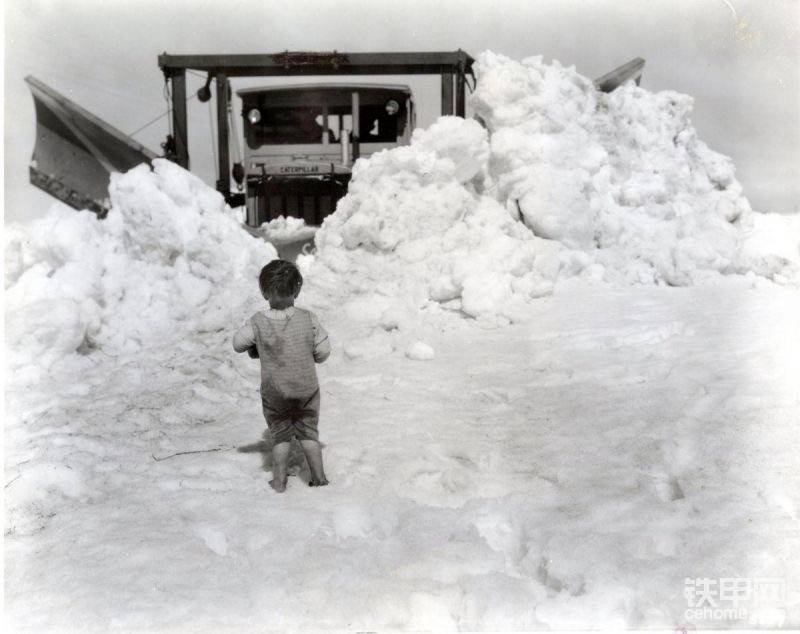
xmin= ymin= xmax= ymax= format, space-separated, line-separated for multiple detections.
xmin=239 ymin=84 xmax=414 ymax=227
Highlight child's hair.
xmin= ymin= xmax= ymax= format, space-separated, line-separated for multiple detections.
xmin=259 ymin=259 xmax=303 ymax=299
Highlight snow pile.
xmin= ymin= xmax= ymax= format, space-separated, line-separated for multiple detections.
xmin=302 ymin=52 xmax=799 ymax=344
xmin=258 ymin=215 xmax=317 ymax=243
xmin=405 ymin=341 xmax=435 ymax=361
xmin=306 ymin=116 xmax=564 ymax=337
xmin=5 ymin=159 xmax=275 ymax=377
xmin=472 ymin=51 xmax=798 ymax=286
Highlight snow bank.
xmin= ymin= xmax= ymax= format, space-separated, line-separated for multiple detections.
xmin=302 ymin=52 xmax=799 ymax=343
xmin=305 ymin=116 xmax=563 ymax=336
xmin=5 ymin=159 xmax=276 ymax=378
xmin=472 ymin=52 xmax=798 ymax=286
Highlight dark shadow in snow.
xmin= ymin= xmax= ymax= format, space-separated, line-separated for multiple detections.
xmin=237 ymin=429 xmax=318 ymax=484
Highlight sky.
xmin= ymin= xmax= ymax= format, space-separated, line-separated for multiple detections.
xmin=3 ymin=0 xmax=799 ymax=223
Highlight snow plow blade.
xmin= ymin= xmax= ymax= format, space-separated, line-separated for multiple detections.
xmin=594 ymin=57 xmax=645 ymax=92
xmin=25 ymin=76 xmax=157 ymax=216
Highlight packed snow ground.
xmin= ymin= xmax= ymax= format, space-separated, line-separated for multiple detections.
xmin=5 ymin=50 xmax=800 ymax=629
xmin=5 ymin=283 xmax=799 ymax=629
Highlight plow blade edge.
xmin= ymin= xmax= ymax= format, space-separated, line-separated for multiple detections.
xmin=594 ymin=57 xmax=646 ymax=93
xmin=25 ymin=76 xmax=157 ymax=216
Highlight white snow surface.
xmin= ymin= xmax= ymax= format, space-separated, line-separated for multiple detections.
xmin=5 ymin=52 xmax=800 ymax=629
xmin=405 ymin=340 xmax=435 ymax=361
xmin=5 ymin=285 xmax=799 ymax=629
xmin=257 ymin=215 xmax=318 ymax=244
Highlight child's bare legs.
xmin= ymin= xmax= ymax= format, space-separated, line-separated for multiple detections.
xmin=270 ymin=441 xmax=290 ymax=492
xmin=300 ymin=439 xmax=328 ymax=486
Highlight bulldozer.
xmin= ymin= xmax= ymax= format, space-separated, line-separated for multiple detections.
xmin=26 ymin=51 xmax=644 ymax=231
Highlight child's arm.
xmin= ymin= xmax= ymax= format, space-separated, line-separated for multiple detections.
xmin=233 ymin=320 xmax=258 ymax=358
xmin=310 ymin=312 xmax=331 ymax=363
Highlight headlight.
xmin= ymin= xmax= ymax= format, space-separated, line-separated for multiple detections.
xmin=247 ymin=108 xmax=261 ymax=124
xmin=385 ymin=100 xmax=400 ymax=115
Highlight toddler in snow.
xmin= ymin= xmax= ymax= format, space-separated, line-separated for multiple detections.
xmin=233 ymin=260 xmax=331 ymax=492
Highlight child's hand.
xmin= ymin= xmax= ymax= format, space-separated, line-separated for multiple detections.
xmin=247 ymin=345 xmax=259 ymax=359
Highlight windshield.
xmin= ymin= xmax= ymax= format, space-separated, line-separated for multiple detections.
xmin=245 ymin=101 xmax=406 ymax=148
xmin=252 ymin=106 xmax=325 ymax=145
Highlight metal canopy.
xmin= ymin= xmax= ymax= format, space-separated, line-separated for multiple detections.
xmin=158 ymin=50 xmax=475 ymax=77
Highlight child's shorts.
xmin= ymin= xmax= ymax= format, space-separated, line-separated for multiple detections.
xmin=261 ymin=389 xmax=320 ymax=444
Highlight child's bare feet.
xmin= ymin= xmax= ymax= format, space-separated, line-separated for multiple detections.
xmin=270 ymin=441 xmax=290 ymax=493
xmin=299 ymin=439 xmax=327 ymax=487
xmin=270 ymin=477 xmax=287 ymax=492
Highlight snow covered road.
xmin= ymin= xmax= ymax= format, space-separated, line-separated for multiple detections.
xmin=6 ymin=284 xmax=799 ymax=630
